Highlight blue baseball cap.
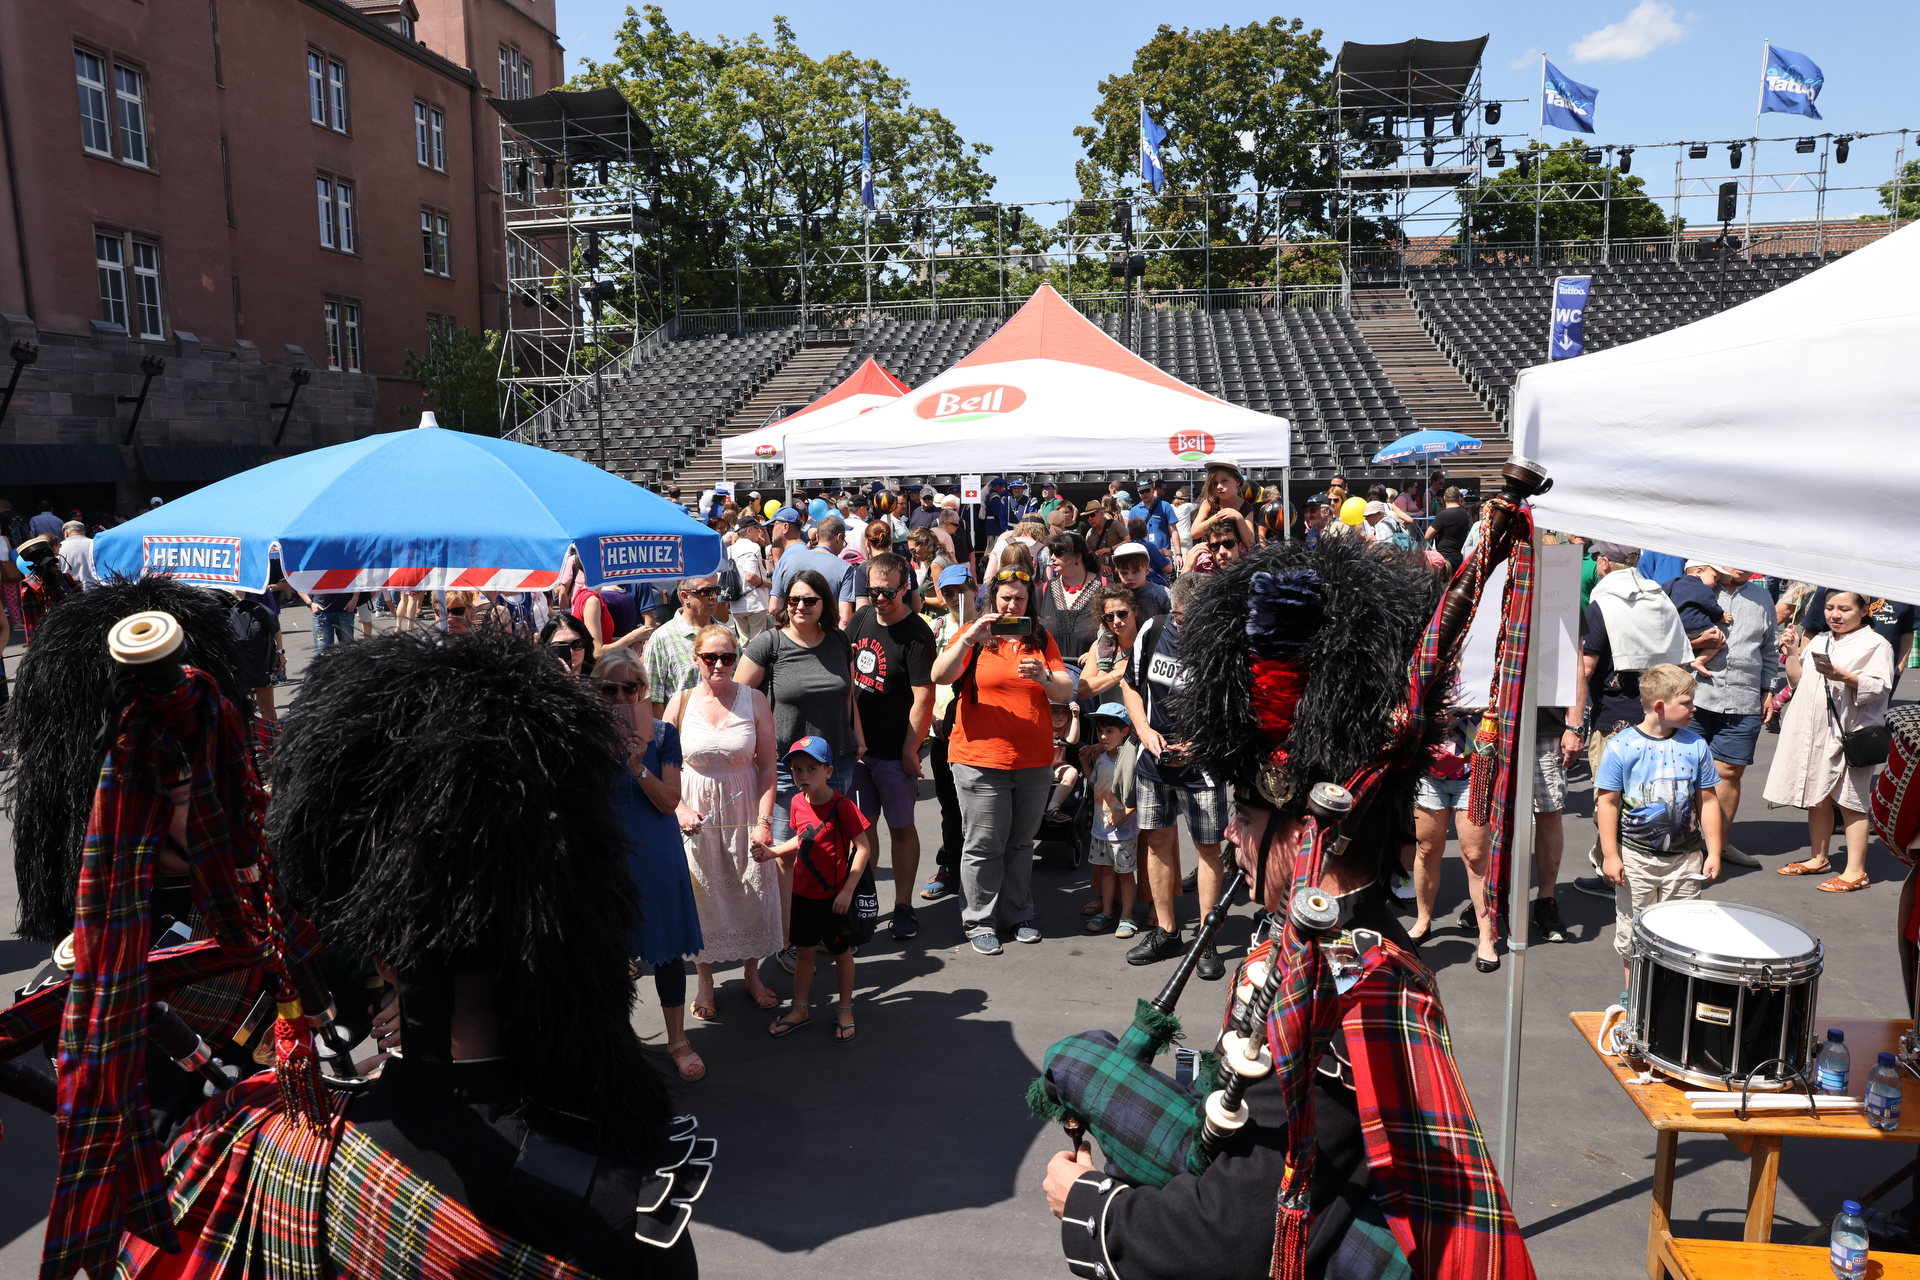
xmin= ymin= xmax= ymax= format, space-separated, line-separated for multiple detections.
xmin=786 ymin=736 xmax=834 ymax=767
xmin=1008 ymin=478 xmax=1028 ymax=488
xmin=773 ymin=506 xmax=803 ymax=523
xmin=1087 ymin=702 xmax=1131 ymax=727
xmin=937 ymin=563 xmax=972 ymax=589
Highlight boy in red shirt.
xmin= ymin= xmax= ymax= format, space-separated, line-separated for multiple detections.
xmin=759 ymin=737 xmax=875 ymax=1042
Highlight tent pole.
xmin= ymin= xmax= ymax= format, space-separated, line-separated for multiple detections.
xmin=1283 ymin=465 xmax=1292 ymax=541
xmin=1497 ymin=519 xmax=1545 ymax=1184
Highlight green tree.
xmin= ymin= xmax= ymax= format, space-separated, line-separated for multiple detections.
xmin=1867 ymin=158 xmax=1920 ymax=222
xmin=1461 ymin=140 xmax=1668 ymax=252
xmin=402 ymin=320 xmax=502 ymax=434
xmin=1068 ymin=20 xmax=1366 ymax=291
xmin=573 ymin=7 xmax=997 ymax=313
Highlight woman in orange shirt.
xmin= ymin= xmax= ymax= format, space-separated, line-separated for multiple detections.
xmin=931 ymin=568 xmax=1075 ymax=955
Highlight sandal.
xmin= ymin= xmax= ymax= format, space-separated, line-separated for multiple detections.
xmin=690 ymin=987 xmax=718 ymax=1021
xmin=1778 ymin=860 xmax=1834 ymax=876
xmin=1081 ymin=899 xmax=1104 ymax=916
xmin=768 ymin=1008 xmax=811 ymax=1038
xmin=667 ymin=1041 xmax=706 ymax=1082
xmin=745 ymin=985 xmax=780 ymax=1010
xmin=833 ymin=1005 xmax=857 ymax=1043
xmin=1817 ymin=875 xmax=1870 ymax=893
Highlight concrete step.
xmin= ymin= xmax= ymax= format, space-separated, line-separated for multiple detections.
xmin=669 ymin=343 xmax=853 ymax=491
xmin=1350 ymin=283 xmax=1508 ymax=481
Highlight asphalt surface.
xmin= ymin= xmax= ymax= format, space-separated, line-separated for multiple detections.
xmin=2 ymin=608 xmax=1916 ymax=1278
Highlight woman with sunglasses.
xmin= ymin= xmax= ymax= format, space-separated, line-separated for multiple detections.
xmin=932 ymin=567 xmax=1074 ymax=955
xmin=1036 ymin=533 xmax=1103 ymax=687
xmin=738 ymin=567 xmax=865 ymax=969
xmin=537 ymin=615 xmax=592 ymax=675
xmin=592 ymin=648 xmax=707 ymax=1083
xmin=665 ymin=625 xmax=783 ymax=1019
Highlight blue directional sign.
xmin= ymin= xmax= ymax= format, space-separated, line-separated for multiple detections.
xmin=1548 ymin=275 xmax=1592 ymax=361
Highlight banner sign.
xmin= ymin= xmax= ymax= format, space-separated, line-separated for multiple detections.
xmin=1760 ymin=45 xmax=1824 ymax=119
xmin=1541 ymin=59 xmax=1599 ymax=134
xmin=960 ymin=474 xmax=983 ymax=505
xmin=1548 ymin=275 xmax=1592 ymax=361
xmin=596 ymin=533 xmax=685 ymax=581
xmin=142 ymin=534 xmax=243 ymax=585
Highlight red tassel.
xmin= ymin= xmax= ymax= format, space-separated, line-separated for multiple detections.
xmin=273 ymin=998 xmax=327 ymax=1129
xmin=1251 ymin=659 xmax=1310 ymax=744
xmin=1465 ymin=710 xmax=1500 ymax=825
xmin=1268 ymin=1201 xmax=1312 ymax=1280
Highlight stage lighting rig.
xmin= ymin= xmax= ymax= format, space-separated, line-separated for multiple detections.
xmin=1617 ymin=146 xmax=1633 ymax=174
xmin=1688 ymin=142 xmax=1708 ymax=160
xmin=1796 ymin=136 xmax=1816 ymax=153
xmin=1111 ymin=202 xmax=1132 ymax=235
xmin=1835 ymin=135 xmax=1852 ymax=163
xmin=1076 ymin=200 xmax=1100 ymax=217
xmin=911 ymin=212 xmax=926 ymax=237
xmin=1484 ymin=102 xmax=1502 ymax=125
xmin=1515 ymin=151 xmax=1532 ymax=179
xmin=1452 ymin=109 xmax=1465 ymax=137
xmin=1423 ymin=143 xmax=1436 ymax=166
xmin=1182 ymin=195 xmax=1204 ymax=215
xmin=1216 ymin=195 xmax=1236 ymax=219
xmin=874 ymin=211 xmax=894 ymax=231
xmin=776 ymin=216 xmax=795 ymax=233
xmin=1728 ymin=142 xmax=1744 ymax=169
xmin=1582 ymin=148 xmax=1602 ymax=165
xmin=1007 ymin=206 xmax=1024 ymax=232
xmin=542 ymin=158 xmax=556 ymax=188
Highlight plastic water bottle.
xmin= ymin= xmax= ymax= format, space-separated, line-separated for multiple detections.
xmin=1830 ymin=1200 xmax=1868 ymax=1278
xmin=1867 ymin=1052 xmax=1903 ymax=1131
xmin=1816 ymin=1028 xmax=1851 ymax=1096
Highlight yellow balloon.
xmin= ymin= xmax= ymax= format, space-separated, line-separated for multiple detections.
xmin=1339 ymin=496 xmax=1367 ymax=525
xmin=763 ymin=499 xmax=782 ymax=519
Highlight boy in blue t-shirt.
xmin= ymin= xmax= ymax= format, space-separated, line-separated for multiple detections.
xmin=1596 ymin=664 xmax=1725 ymax=991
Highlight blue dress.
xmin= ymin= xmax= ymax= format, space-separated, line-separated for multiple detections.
xmin=615 ymin=721 xmax=706 ymax=965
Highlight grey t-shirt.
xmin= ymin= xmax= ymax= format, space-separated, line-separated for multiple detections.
xmin=744 ymin=627 xmax=855 ymax=757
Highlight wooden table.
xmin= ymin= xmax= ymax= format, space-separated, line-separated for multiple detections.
xmin=1572 ymin=1012 xmax=1920 ymax=1280
xmin=1660 ymin=1238 xmax=1920 ymax=1279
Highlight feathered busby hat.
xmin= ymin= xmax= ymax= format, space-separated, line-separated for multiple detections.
xmin=266 ymin=629 xmax=672 ymax=1156
xmin=4 ymin=576 xmax=254 ymax=942
xmin=1173 ymin=535 xmax=1444 ymax=870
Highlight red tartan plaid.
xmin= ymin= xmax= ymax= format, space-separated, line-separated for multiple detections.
xmin=18 ymin=572 xmax=78 ymax=643
xmin=0 ymin=941 xmax=253 ymax=1063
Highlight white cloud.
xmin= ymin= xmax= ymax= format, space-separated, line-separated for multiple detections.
xmin=1570 ymin=1 xmax=1687 ymax=63
xmin=1510 ymin=46 xmax=1544 ymax=71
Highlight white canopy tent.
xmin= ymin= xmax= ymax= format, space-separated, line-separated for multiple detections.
xmin=720 ymin=357 xmax=908 ymax=467
xmin=1492 ymin=223 xmax=1920 ymax=1180
xmin=782 ymin=285 xmax=1291 ymax=478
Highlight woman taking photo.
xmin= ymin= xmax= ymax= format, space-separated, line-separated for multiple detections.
xmin=665 ymin=625 xmax=783 ymax=1018
xmin=592 ymin=649 xmax=707 ymax=1082
xmin=933 ymin=568 xmax=1074 ymax=955
xmin=1766 ymin=590 xmax=1898 ymax=891
xmin=1036 ymin=533 xmax=1103 ymax=687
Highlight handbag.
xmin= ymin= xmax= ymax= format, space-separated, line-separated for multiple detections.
xmin=1823 ymin=642 xmax=1894 ymax=767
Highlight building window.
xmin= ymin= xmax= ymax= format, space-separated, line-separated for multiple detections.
xmin=430 ymin=107 xmax=445 ymax=170
xmin=307 ymin=51 xmax=325 ymax=124
xmin=421 ymin=209 xmax=450 ymax=276
xmin=327 ymin=58 xmax=348 ymax=131
xmin=498 ymin=46 xmax=530 ymax=99
xmin=318 ymin=177 xmax=355 ymax=252
xmin=131 ymin=239 xmax=164 ymax=339
xmin=415 ymin=103 xmax=445 ymax=170
xmin=317 ymin=176 xmax=336 ymax=248
xmin=415 ymin=103 xmax=429 ymax=164
xmin=337 ymin=183 xmax=355 ymax=252
xmin=115 ymin=65 xmax=148 ymax=166
xmin=324 ymin=299 xmax=363 ymax=372
xmin=77 ymin=50 xmax=112 ymax=156
xmin=96 ymin=232 xmax=128 ymax=328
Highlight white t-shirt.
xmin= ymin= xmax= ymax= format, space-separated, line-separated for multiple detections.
xmin=60 ymin=535 xmax=99 ymax=590
xmin=728 ymin=538 xmax=769 ymax=613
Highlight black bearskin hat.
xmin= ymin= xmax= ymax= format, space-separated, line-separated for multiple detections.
xmin=266 ymin=629 xmax=671 ymax=1156
xmin=1173 ymin=536 xmax=1445 ymax=865
xmin=3 ymin=576 xmax=254 ymax=942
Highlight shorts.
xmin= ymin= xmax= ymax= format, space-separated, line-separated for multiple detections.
xmin=1090 ymin=837 xmax=1138 ymax=874
xmin=1533 ymin=734 xmax=1567 ymax=815
xmin=1136 ymin=777 xmax=1229 ymax=844
xmin=1414 ymin=772 xmax=1472 ymax=811
xmin=1690 ymin=707 xmax=1761 ymax=768
xmin=851 ymin=757 xmax=918 ymax=830
xmin=1613 ymin=844 xmax=1706 ymax=958
xmin=789 ymin=893 xmax=852 ymax=956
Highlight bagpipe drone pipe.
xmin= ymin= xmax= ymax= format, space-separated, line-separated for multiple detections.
xmin=1026 ymin=459 xmax=1553 ymax=1190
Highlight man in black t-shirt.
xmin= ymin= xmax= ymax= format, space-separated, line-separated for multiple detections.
xmin=845 ymin=553 xmax=936 ymax=941
xmin=1426 ymin=486 xmax=1473 ymax=568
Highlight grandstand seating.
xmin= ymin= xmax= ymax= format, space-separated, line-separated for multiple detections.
xmin=1405 ymin=253 xmax=1834 ymax=417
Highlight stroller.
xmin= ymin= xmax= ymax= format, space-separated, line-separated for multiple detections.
xmin=1034 ymin=761 xmax=1094 ymax=870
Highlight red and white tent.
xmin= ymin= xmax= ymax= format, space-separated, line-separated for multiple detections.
xmin=720 ymin=357 xmax=909 ymax=466
xmin=781 ymin=285 xmax=1290 ymax=477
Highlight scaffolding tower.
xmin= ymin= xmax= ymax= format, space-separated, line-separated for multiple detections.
xmin=489 ymin=88 xmax=663 ymax=437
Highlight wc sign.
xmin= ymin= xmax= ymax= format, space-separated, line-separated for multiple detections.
xmin=1547 ymin=275 xmax=1591 ymax=361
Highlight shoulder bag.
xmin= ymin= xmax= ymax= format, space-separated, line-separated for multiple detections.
xmin=1824 ymin=639 xmax=1893 ymax=767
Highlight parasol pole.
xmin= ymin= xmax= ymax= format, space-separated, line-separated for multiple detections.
xmin=1496 ymin=517 xmax=1544 ymax=1182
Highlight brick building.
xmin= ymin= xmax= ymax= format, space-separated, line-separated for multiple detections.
xmin=0 ymin=0 xmax=564 ymax=515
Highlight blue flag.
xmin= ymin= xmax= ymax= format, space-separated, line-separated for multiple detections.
xmin=1760 ymin=46 xmax=1823 ymax=119
xmin=1548 ymin=275 xmax=1591 ymax=360
xmin=1541 ymin=60 xmax=1598 ymax=134
xmin=1139 ymin=102 xmax=1167 ymax=192
xmin=860 ymin=111 xmax=875 ymax=210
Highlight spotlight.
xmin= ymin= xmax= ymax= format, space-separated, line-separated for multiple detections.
xmin=1452 ymin=109 xmax=1465 ymax=137
xmin=1688 ymin=142 xmax=1708 ymax=160
xmin=713 ymin=219 xmax=729 ymax=240
xmin=1484 ymin=102 xmax=1502 ymax=126
xmin=874 ymin=211 xmax=894 ymax=231
xmin=542 ymin=157 xmax=556 ymax=188
xmin=1182 ymin=195 xmax=1204 ymax=214
xmin=1516 ymin=152 xmax=1533 ymax=179
xmin=1618 ymin=146 xmax=1633 ymax=175
xmin=1422 ymin=111 xmax=1435 ymax=138
xmin=1111 ymin=202 xmax=1131 ymax=234
xmin=1423 ymin=143 xmax=1435 ymax=166
xmin=514 ymin=159 xmax=530 ymax=191
xmin=1728 ymin=142 xmax=1744 ymax=169
xmin=1583 ymin=147 xmax=1603 ymax=165
xmin=584 ymin=229 xmax=601 ymax=268
xmin=1076 ymin=200 xmax=1100 ymax=217
xmin=1315 ymin=142 xmax=1334 ymax=167
xmin=1283 ymin=193 xmax=1303 ymax=210
xmin=1835 ymin=135 xmax=1851 ymax=163
xmin=776 ymin=216 xmax=794 ymax=233
xmin=595 ymin=158 xmax=609 ymax=185
xmin=911 ymin=212 xmax=926 ymax=237
xmin=806 ymin=217 xmax=821 ymax=242
xmin=1008 ymin=206 xmax=1024 ymax=232
xmin=1486 ymin=139 xmax=1505 ymax=168
xmin=1796 ymin=136 xmax=1816 ymax=154
xmin=1215 ymin=195 xmax=1235 ymax=219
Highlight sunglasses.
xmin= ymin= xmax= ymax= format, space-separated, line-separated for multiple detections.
xmin=696 ymin=651 xmax=738 ymax=667
xmin=597 ymin=679 xmax=642 ymax=697
xmin=1104 ymin=609 xmax=1131 ymax=623
xmin=788 ymin=594 xmax=823 ymax=608
xmin=870 ymin=585 xmax=902 ymax=600
xmin=684 ymin=586 xmax=720 ymax=598
xmin=548 ymin=640 xmax=586 ymax=659
xmin=994 ymin=568 xmax=1032 ymax=583
xmin=1209 ymin=540 xmax=1240 ymax=551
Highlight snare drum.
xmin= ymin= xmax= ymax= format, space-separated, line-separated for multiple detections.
xmin=1625 ymin=900 xmax=1823 ymax=1090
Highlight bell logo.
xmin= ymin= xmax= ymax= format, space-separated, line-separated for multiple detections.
xmin=915 ymin=384 xmax=1027 ymax=423
xmin=754 ymin=443 xmax=777 ymax=458
xmin=1168 ymin=431 xmax=1217 ymax=462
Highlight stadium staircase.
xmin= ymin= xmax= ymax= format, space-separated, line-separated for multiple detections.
xmin=669 ymin=338 xmax=854 ymax=494
xmin=1351 ymin=283 xmax=1509 ymax=482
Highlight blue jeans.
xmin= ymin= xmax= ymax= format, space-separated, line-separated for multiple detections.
xmin=771 ymin=757 xmax=858 ymax=842
xmin=311 ymin=610 xmax=354 ymax=653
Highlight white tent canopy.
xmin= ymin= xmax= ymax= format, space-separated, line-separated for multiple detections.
xmin=782 ymin=285 xmax=1291 ymax=477
xmin=1514 ymin=224 xmax=1920 ymax=601
xmin=720 ymin=357 xmax=908 ymax=465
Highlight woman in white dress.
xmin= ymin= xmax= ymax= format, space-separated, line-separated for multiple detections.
xmin=667 ymin=623 xmax=783 ymax=1016
xmin=1766 ymin=591 xmax=1897 ymax=891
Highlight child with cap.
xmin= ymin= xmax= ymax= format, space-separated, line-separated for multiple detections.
xmin=1109 ymin=543 xmax=1170 ymax=621
xmin=1045 ymin=694 xmax=1082 ymax=818
xmin=757 ymin=737 xmax=874 ymax=1041
xmin=1084 ymin=703 xmax=1140 ymax=936
xmin=1664 ymin=562 xmax=1731 ymax=681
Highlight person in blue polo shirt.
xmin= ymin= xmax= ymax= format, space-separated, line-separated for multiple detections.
xmin=1128 ymin=478 xmax=1183 ymax=562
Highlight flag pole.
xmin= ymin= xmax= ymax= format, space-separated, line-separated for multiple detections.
xmin=1533 ymin=55 xmax=1546 ymax=264
xmin=1745 ymin=41 xmax=1767 ymax=261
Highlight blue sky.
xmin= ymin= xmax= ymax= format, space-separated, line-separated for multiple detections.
xmin=557 ymin=1 xmax=1916 ymax=222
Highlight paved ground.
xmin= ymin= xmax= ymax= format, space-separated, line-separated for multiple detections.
xmin=2 ymin=608 xmax=1916 ymax=1278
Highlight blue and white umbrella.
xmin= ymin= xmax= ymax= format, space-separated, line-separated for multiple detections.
xmin=95 ymin=417 xmax=719 ymax=594
xmin=1371 ymin=429 xmax=1485 ymax=464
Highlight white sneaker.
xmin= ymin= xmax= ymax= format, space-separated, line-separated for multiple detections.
xmin=1720 ymin=845 xmax=1762 ymax=868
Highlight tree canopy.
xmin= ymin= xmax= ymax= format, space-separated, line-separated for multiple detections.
xmin=1461 ymin=141 xmax=1669 ymax=251
xmin=402 ymin=320 xmax=501 ymax=434
xmin=1869 ymin=158 xmax=1920 ymax=223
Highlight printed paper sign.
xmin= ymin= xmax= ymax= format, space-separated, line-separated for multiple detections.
xmin=960 ymin=474 xmax=983 ymax=504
